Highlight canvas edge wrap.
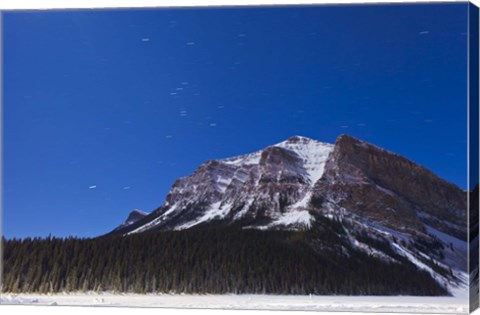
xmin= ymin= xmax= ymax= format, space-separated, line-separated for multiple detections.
xmin=0 ymin=11 xmax=4 ymax=296
xmin=469 ymin=1 xmax=480 ymax=313
xmin=0 ymin=4 xmax=477 ymax=313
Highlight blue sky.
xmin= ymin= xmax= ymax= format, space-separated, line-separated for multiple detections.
xmin=3 ymin=3 xmax=469 ymax=238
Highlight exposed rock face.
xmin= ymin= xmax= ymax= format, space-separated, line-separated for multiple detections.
xmin=312 ymin=135 xmax=467 ymax=240
xmin=115 ymin=136 xmax=334 ymax=234
xmin=111 ymin=134 xmax=466 ymax=241
xmin=112 ymin=209 xmax=149 ymax=232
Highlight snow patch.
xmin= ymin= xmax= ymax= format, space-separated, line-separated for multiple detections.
xmin=127 ymin=205 xmax=178 ymax=234
xmin=222 ymin=151 xmax=262 ymax=166
xmin=423 ymin=224 xmax=468 ymax=272
xmin=288 ymin=190 xmax=312 ymax=209
xmin=275 ymin=137 xmax=334 ymax=185
xmin=175 ymin=202 xmax=231 ymax=230
xmin=274 ymin=210 xmax=313 ymax=228
xmin=233 ymin=198 xmax=254 ymax=220
xmin=252 ymin=210 xmax=314 ymax=230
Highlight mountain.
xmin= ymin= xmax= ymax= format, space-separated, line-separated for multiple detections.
xmin=108 ymin=134 xmax=469 ymax=296
xmin=313 ymin=134 xmax=467 ymax=240
xmin=112 ymin=135 xmax=333 ymax=234
xmin=112 ymin=209 xmax=149 ymax=232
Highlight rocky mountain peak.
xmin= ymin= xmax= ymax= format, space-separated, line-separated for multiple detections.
xmin=125 ymin=209 xmax=148 ymax=224
xmin=111 ymin=135 xmax=466 ymax=240
xmin=284 ymin=135 xmax=314 ymax=143
xmin=314 ymin=134 xmax=467 ymax=239
xmin=112 ymin=209 xmax=149 ymax=232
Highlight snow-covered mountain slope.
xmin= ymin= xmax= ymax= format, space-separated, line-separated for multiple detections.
xmin=335 ymin=210 xmax=469 ymax=296
xmin=274 ymin=135 xmax=333 ymax=185
xmin=112 ymin=209 xmax=149 ymax=232
xmin=116 ymin=135 xmax=466 ymax=238
xmin=108 ymin=134 xmax=469 ymax=296
xmin=117 ymin=135 xmax=334 ymax=235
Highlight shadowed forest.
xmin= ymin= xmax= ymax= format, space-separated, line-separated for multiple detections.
xmin=2 ymin=217 xmax=448 ymax=296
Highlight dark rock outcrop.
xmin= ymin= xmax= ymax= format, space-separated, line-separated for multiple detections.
xmin=312 ymin=134 xmax=466 ymax=240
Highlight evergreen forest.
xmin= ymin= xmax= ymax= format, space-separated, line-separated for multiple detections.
xmin=2 ymin=217 xmax=448 ymax=296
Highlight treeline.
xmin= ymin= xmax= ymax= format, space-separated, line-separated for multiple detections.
xmin=2 ymin=220 xmax=448 ymax=296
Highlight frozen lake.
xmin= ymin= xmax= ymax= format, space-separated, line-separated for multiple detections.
xmin=0 ymin=292 xmax=469 ymax=314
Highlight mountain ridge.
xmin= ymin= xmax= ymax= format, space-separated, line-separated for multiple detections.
xmin=111 ymin=134 xmax=465 ymax=237
xmin=107 ymin=134 xmax=468 ymax=296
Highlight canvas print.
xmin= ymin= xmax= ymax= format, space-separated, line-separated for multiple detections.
xmin=1 ymin=2 xmax=479 ymax=314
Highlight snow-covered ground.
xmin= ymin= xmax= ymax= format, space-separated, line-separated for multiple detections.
xmin=0 ymin=293 xmax=469 ymax=314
